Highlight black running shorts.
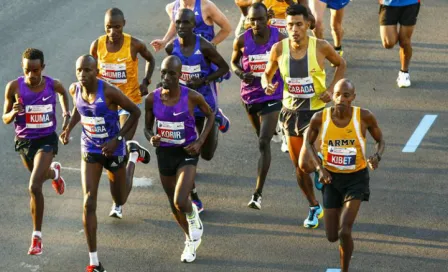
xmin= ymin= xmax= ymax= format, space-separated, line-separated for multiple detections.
xmin=322 ymin=168 xmax=370 ymax=209
xmin=379 ymin=3 xmax=420 ymax=26
xmin=279 ymin=108 xmax=323 ymax=137
xmin=243 ymin=100 xmax=282 ymax=116
xmin=15 ymin=132 xmax=58 ymax=163
xmin=156 ymin=146 xmax=199 ymax=176
xmin=82 ymin=152 xmax=127 ymax=172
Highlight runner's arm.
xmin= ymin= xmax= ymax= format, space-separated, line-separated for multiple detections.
xmin=201 ymin=38 xmax=230 ymax=82
xmin=206 ymin=1 xmax=232 ymax=45
xmin=64 ymin=84 xmax=81 ymax=135
xmin=322 ymin=40 xmax=346 ymax=93
xmin=135 ymin=38 xmax=156 ymax=87
xmin=261 ymin=41 xmax=280 ymax=88
xmin=89 ymin=39 xmax=99 ymax=59
xmin=303 ymin=112 xmax=324 ymax=171
xmin=2 ymin=81 xmax=20 ymax=124
xmin=190 ymin=90 xmax=215 ymax=145
xmin=150 ymin=4 xmax=177 ymax=52
xmin=105 ymin=84 xmax=141 ymax=139
xmin=363 ymin=109 xmax=385 ymax=163
xmin=144 ymin=92 xmax=156 ymax=141
xmin=230 ymin=35 xmax=245 ymax=78
xmin=53 ymin=79 xmax=71 ymax=130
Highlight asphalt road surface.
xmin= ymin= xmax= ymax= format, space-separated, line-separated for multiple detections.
xmin=0 ymin=0 xmax=447 ymax=271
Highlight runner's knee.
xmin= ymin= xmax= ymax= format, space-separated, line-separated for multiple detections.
xmin=382 ymin=39 xmax=396 ymax=49
xmin=29 ymin=182 xmax=43 ymax=196
xmin=258 ymin=137 xmax=270 ymax=152
xmin=398 ymin=37 xmax=411 ymax=48
xmin=174 ymin=197 xmax=189 ymax=213
xmin=327 ymin=233 xmax=339 ymax=243
xmin=339 ymin=224 xmax=353 ymax=240
xmin=83 ymin=194 xmax=97 ymax=214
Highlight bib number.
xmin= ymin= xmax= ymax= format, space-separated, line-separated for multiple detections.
xmin=180 ymin=65 xmax=201 ymax=85
xmin=326 ymin=146 xmax=357 ymax=170
xmin=100 ymin=63 xmax=127 ymax=84
xmin=25 ymin=104 xmax=54 ymax=129
xmin=248 ymin=53 xmax=269 ymax=77
xmin=285 ymin=76 xmax=315 ymax=98
xmin=157 ymin=120 xmax=186 ymax=145
xmin=81 ymin=116 xmax=109 ymax=139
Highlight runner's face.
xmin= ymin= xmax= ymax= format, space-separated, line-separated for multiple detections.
xmin=333 ymin=88 xmax=355 ymax=109
xmin=286 ymin=15 xmax=309 ymax=43
xmin=160 ymin=63 xmax=181 ymax=89
xmin=175 ymin=12 xmax=195 ymax=38
xmin=105 ymin=15 xmax=125 ymax=42
xmin=22 ymin=58 xmax=44 ymax=86
xmin=76 ymin=59 xmax=98 ymax=87
xmin=248 ymin=7 xmax=268 ymax=34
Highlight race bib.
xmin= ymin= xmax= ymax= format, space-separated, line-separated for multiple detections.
xmin=285 ymin=76 xmax=315 ymax=98
xmin=248 ymin=53 xmax=269 ymax=77
xmin=25 ymin=104 xmax=54 ymax=129
xmin=157 ymin=120 xmax=186 ymax=145
xmin=326 ymin=146 xmax=357 ymax=170
xmin=81 ymin=116 xmax=109 ymax=139
xmin=100 ymin=63 xmax=127 ymax=84
xmin=180 ymin=65 xmax=201 ymax=85
xmin=270 ymin=18 xmax=287 ymax=34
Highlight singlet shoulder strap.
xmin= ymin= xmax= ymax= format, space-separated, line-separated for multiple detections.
xmin=352 ymin=106 xmax=366 ymax=159
xmin=321 ymin=107 xmax=331 ymax=144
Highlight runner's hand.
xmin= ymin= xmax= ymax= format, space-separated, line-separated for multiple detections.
xmin=59 ymin=130 xmax=70 ymax=145
xmin=367 ymin=154 xmax=380 ymax=170
xmin=265 ymin=82 xmax=279 ymax=96
xmin=101 ymin=138 xmax=118 ymax=157
xmin=150 ymin=134 xmax=161 ymax=147
xmin=12 ymin=101 xmax=23 ymax=114
xmin=319 ymin=90 xmax=332 ymax=103
xmin=139 ymin=81 xmax=150 ymax=96
xmin=318 ymin=167 xmax=332 ymax=184
xmin=240 ymin=72 xmax=255 ymax=84
xmin=267 ymin=7 xmax=275 ymax=19
xmin=150 ymin=39 xmax=166 ymax=52
xmin=187 ymin=78 xmax=206 ymax=89
xmin=184 ymin=140 xmax=202 ymax=155
xmin=61 ymin=116 xmax=70 ymax=131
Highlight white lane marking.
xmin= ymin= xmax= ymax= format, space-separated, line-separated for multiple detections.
xmin=20 ymin=263 xmax=40 ymax=272
xmin=61 ymin=167 xmax=153 ymax=187
xmin=326 ymin=269 xmax=341 ymax=272
xmin=402 ymin=115 xmax=438 ymax=153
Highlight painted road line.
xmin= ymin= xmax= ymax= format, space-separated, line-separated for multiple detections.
xmin=402 ymin=114 xmax=437 ymax=153
xmin=61 ymin=166 xmax=153 ymax=187
xmin=326 ymin=269 xmax=341 ymax=272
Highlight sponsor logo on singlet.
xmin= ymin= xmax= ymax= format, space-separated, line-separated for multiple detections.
xmin=25 ymin=104 xmax=54 ymax=129
xmin=100 ymin=63 xmax=127 ymax=84
xmin=326 ymin=139 xmax=357 ymax=170
xmin=285 ymin=76 xmax=315 ymax=98
xmin=157 ymin=120 xmax=186 ymax=145
xmin=248 ymin=53 xmax=269 ymax=77
xmin=180 ymin=65 xmax=201 ymax=85
xmin=81 ymin=116 xmax=109 ymax=139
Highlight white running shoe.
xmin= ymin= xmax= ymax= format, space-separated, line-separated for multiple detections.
xmin=272 ymin=122 xmax=283 ymax=143
xmin=187 ymin=204 xmax=203 ymax=241
xmin=281 ymin=135 xmax=289 ymax=153
xmin=109 ymin=203 xmax=123 ymax=219
xmin=397 ymin=71 xmax=411 ymax=88
xmin=181 ymin=239 xmax=201 ymax=263
xmin=247 ymin=193 xmax=262 ymax=210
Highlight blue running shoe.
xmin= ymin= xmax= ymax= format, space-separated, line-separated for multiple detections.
xmin=303 ymin=204 xmax=324 ymax=229
xmin=215 ymin=108 xmax=230 ymax=133
xmin=192 ymin=199 xmax=204 ymax=214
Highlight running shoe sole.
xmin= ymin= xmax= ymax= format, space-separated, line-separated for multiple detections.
xmin=126 ymin=140 xmax=151 ymax=164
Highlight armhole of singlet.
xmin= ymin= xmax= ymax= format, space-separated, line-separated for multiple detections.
xmin=281 ymin=38 xmax=289 ymax=78
xmin=97 ymin=35 xmax=106 ymax=57
xmin=46 ymin=76 xmax=54 ymax=93
xmin=321 ymin=107 xmax=331 ymax=144
xmin=352 ymin=106 xmax=366 ymax=159
xmin=307 ymin=37 xmax=315 ymax=75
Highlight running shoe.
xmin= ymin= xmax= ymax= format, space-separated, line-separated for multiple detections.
xmin=126 ymin=140 xmax=151 ymax=164
xmin=27 ymin=236 xmax=42 ymax=255
xmin=109 ymin=203 xmax=123 ymax=219
xmin=314 ymin=152 xmax=324 ymax=191
xmin=86 ymin=262 xmax=106 ymax=272
xmin=397 ymin=71 xmax=411 ymax=88
xmin=247 ymin=192 xmax=262 ymax=210
xmin=50 ymin=162 xmax=65 ymax=195
xmin=303 ymin=204 xmax=324 ymax=229
xmin=181 ymin=239 xmax=201 ymax=263
xmin=272 ymin=122 xmax=283 ymax=143
xmin=192 ymin=199 xmax=204 ymax=214
xmin=281 ymin=135 xmax=289 ymax=153
xmin=215 ymin=108 xmax=230 ymax=133
xmin=187 ymin=204 xmax=203 ymax=241
xmin=331 ymin=50 xmax=344 ymax=67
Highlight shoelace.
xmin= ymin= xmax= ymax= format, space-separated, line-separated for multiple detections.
xmin=308 ymin=208 xmax=318 ymax=221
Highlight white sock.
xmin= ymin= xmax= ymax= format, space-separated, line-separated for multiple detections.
xmin=32 ymin=231 xmax=42 ymax=238
xmin=128 ymin=151 xmax=138 ymax=163
xmin=89 ymin=252 xmax=99 ymax=266
xmin=52 ymin=166 xmax=59 ymax=180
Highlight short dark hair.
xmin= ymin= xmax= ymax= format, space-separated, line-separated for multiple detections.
xmin=22 ymin=48 xmax=44 ymax=65
xmin=286 ymin=4 xmax=309 ymax=19
xmin=106 ymin=7 xmax=124 ymax=18
xmin=250 ymin=2 xmax=268 ymax=15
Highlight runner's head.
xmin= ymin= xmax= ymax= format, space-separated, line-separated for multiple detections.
xmin=105 ymin=8 xmax=125 ymax=42
xmin=175 ymin=8 xmax=196 ymax=39
xmin=22 ymin=48 xmax=45 ymax=86
xmin=333 ymin=79 xmax=356 ymax=109
xmin=248 ymin=3 xmax=269 ymax=35
xmin=285 ymin=4 xmax=311 ymax=43
xmin=76 ymin=55 xmax=98 ymax=87
xmin=160 ymin=56 xmax=183 ymax=89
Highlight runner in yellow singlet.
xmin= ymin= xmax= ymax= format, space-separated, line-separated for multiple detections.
xmin=299 ymin=79 xmax=385 ymax=272
xmin=263 ymin=4 xmax=345 ymax=228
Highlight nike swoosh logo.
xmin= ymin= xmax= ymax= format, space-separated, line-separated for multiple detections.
xmin=117 ymin=58 xmax=127 ymax=62
xmin=42 ymin=96 xmax=52 ymax=101
xmin=173 ymin=112 xmax=185 ymax=116
xmin=268 ymin=102 xmax=279 ymax=107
